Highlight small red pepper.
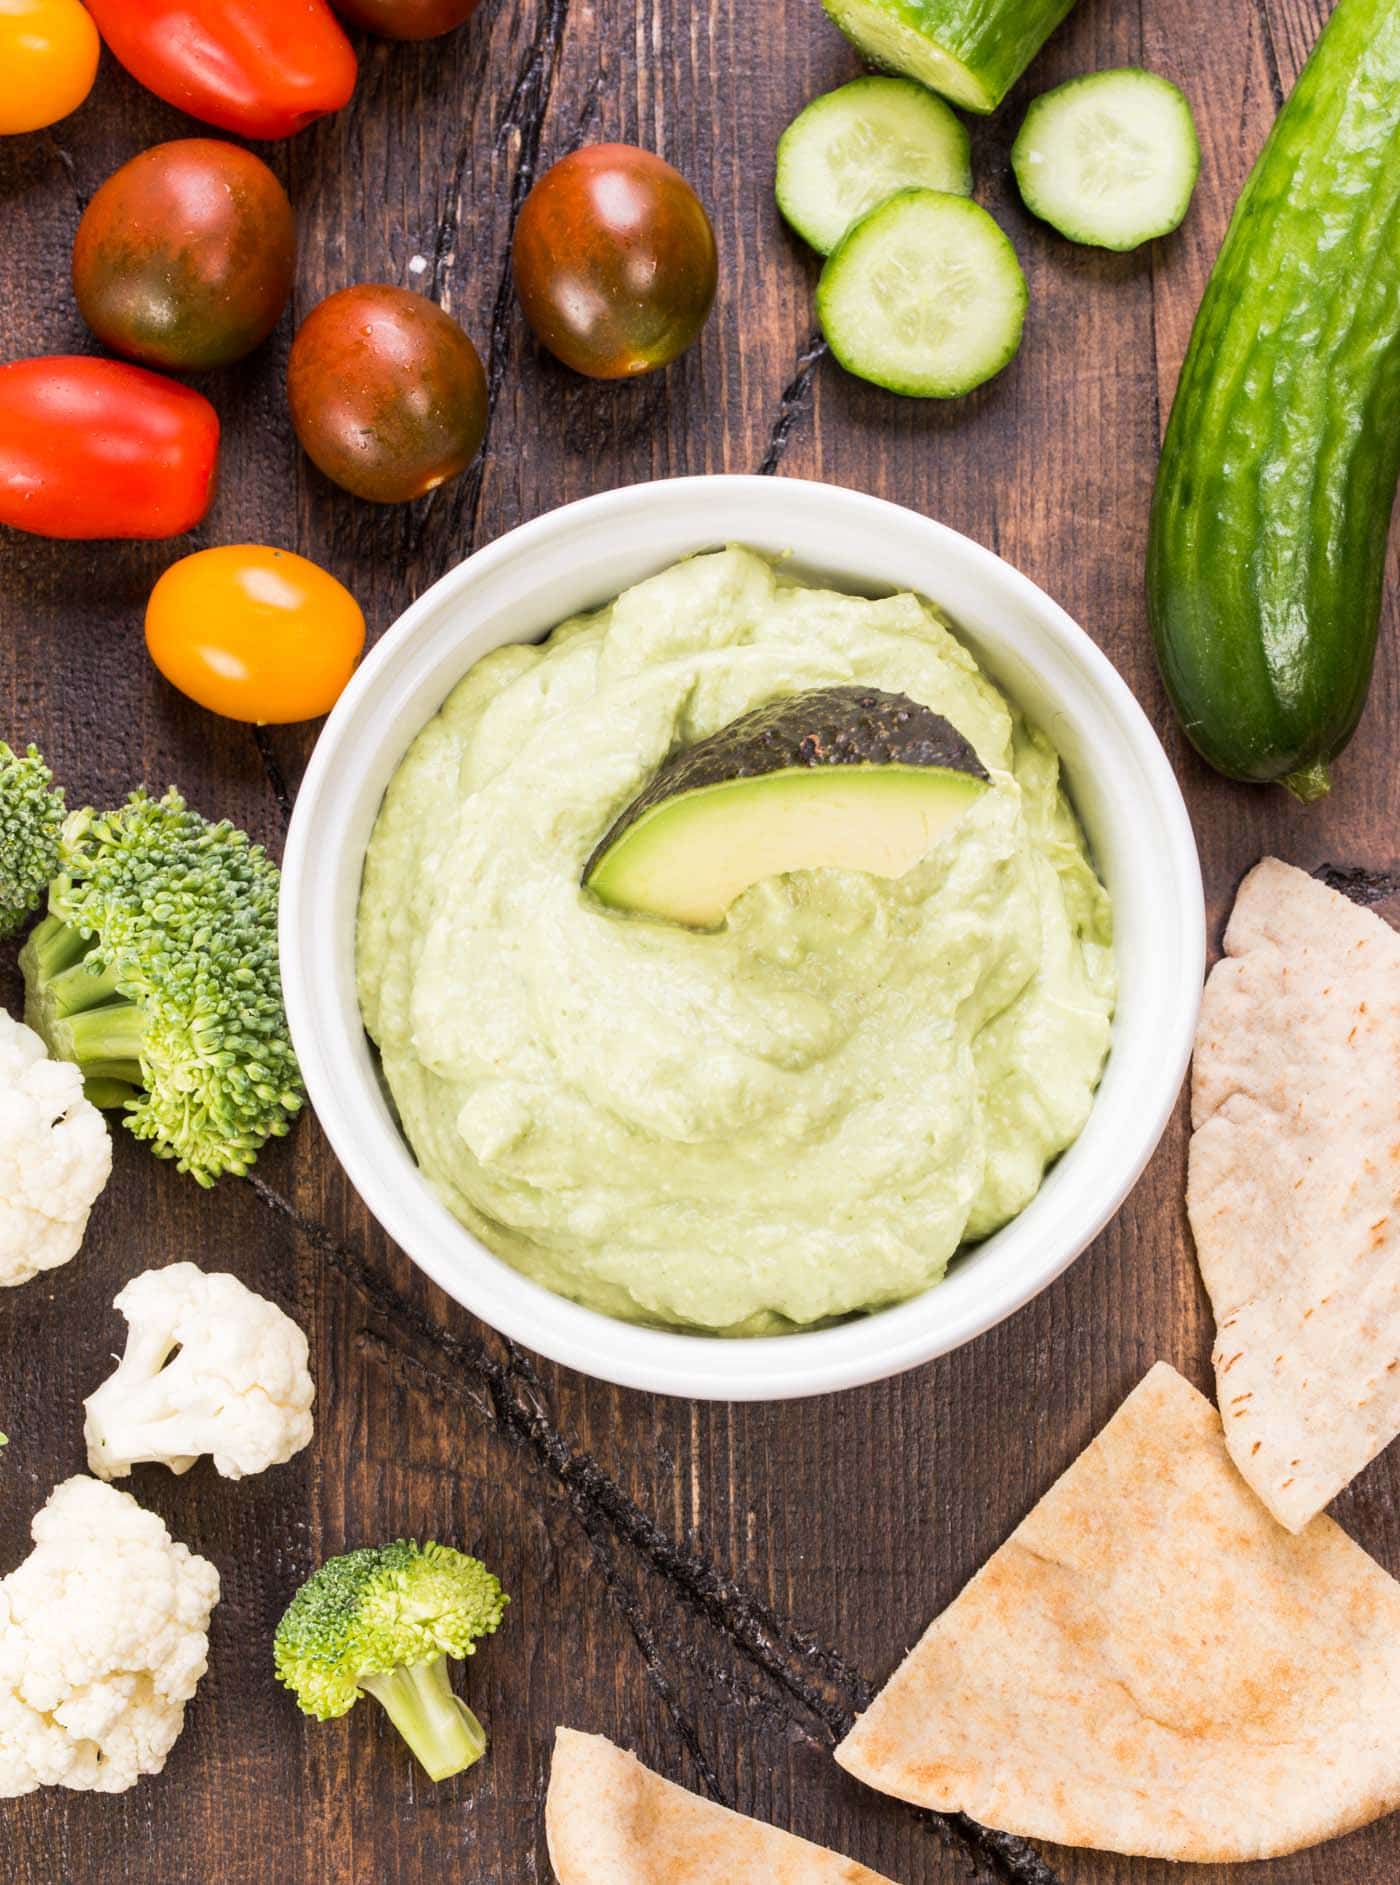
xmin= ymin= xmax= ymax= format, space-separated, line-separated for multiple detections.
xmin=0 ymin=356 xmax=219 ymax=541
xmin=84 ymin=0 xmax=357 ymax=140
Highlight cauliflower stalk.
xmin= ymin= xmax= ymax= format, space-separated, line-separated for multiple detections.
xmin=84 ymin=1262 xmax=315 ymax=1482
xmin=0 ymin=1476 xmax=219 ymax=1796
xmin=0 ymin=1009 xmax=111 ymax=1289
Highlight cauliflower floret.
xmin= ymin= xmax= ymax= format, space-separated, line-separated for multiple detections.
xmin=0 ymin=1009 xmax=111 ymax=1288
xmin=0 ymin=1476 xmax=219 ymax=1796
xmin=84 ymin=1262 xmax=315 ymax=1482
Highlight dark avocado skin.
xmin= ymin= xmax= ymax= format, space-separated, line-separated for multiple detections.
xmin=585 ymin=686 xmax=987 ymax=878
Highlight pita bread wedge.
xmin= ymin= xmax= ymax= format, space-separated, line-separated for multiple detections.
xmin=1189 ymin=857 xmax=1400 ymax=1531
xmin=835 ymin=1363 xmax=1400 ymax=1862
xmin=547 ymin=1728 xmax=897 ymax=1883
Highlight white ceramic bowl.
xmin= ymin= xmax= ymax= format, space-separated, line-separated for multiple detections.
xmin=282 ymin=476 xmax=1204 ymax=1401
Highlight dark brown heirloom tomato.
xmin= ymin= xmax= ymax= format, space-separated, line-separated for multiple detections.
xmin=287 ymin=284 xmax=487 ymax=503
xmin=512 ymin=145 xmax=717 ymax=380
xmin=331 ymin=0 xmax=480 ymax=38
xmin=72 ymin=141 xmax=295 ymax=373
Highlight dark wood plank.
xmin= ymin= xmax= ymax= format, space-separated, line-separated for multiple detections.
xmin=1 ymin=0 xmax=1396 ymax=1879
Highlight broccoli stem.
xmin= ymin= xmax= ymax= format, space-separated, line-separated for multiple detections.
xmin=360 ymin=1656 xmax=488 ymax=1782
xmin=23 ymin=913 xmax=89 ymax=983
xmin=48 ymin=1000 xmax=146 ymax=1089
xmin=22 ymin=913 xmax=145 ymax=1100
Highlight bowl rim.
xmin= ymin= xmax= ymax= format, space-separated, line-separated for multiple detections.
xmin=281 ymin=474 xmax=1204 ymax=1401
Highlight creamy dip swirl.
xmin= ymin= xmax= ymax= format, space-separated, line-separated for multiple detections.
xmin=357 ymin=547 xmax=1115 ymax=1333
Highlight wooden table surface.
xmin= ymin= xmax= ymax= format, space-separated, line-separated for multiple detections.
xmin=2 ymin=0 xmax=1397 ymax=1879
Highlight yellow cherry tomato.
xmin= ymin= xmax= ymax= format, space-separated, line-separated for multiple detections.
xmin=0 ymin=0 xmax=100 ymax=135
xmin=146 ymin=545 xmax=366 ymax=724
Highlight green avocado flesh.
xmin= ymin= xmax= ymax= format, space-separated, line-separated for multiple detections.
xmin=584 ymin=686 xmax=989 ymax=928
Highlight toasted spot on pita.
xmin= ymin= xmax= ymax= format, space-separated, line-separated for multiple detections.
xmin=547 ymin=1728 xmax=899 ymax=1883
xmin=1187 ymin=858 xmax=1400 ymax=1531
xmin=834 ymin=1364 xmax=1400 ymax=1863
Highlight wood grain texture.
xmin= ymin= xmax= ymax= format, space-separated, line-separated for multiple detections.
xmin=1 ymin=0 xmax=1396 ymax=1879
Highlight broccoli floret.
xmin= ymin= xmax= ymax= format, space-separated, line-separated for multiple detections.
xmin=274 ymin=1540 xmax=508 ymax=1783
xmin=0 ymin=743 xmax=64 ymax=940
xmin=19 ymin=788 xmax=302 ymax=1185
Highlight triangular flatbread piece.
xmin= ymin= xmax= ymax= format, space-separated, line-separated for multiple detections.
xmin=1189 ymin=858 xmax=1400 ymax=1530
xmin=835 ymin=1363 xmax=1400 ymax=1862
xmin=547 ymin=1728 xmax=897 ymax=1883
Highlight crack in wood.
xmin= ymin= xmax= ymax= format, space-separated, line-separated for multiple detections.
xmin=573 ymin=1502 xmax=733 ymax=1804
xmin=495 ymin=1346 xmax=881 ymax=1743
xmin=249 ymin=1179 xmax=860 ymax=1721
xmin=421 ymin=1328 xmax=1047 ymax=1885
xmin=662 ymin=1629 xmax=832 ymax=1751
xmin=42 ymin=130 xmax=84 ymax=216
xmin=1313 ymin=862 xmax=1400 ymax=908
xmin=359 ymin=1325 xmax=759 ymax=1817
xmin=428 ymin=130 xmax=478 ymax=305
xmin=1139 ymin=0 xmax=1165 ymax=451
xmin=1252 ymin=0 xmax=1287 ymax=112
xmin=250 ymin=1176 xmax=1063 ymax=1885
xmin=563 ymin=66 xmax=604 ymax=152
xmin=372 ymin=1329 xmax=1019 ymax=1885
xmin=412 ymin=0 xmax=572 ymax=570
xmin=757 ymin=331 xmax=828 ymax=477
xmin=251 ymin=726 xmax=294 ymax=832
xmin=430 ymin=0 xmax=569 ymax=301
xmin=358 ymin=1325 xmax=734 ymax=1801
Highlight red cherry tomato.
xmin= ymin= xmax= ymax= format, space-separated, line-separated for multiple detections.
xmin=512 ymin=145 xmax=718 ymax=379
xmin=146 ymin=545 xmax=365 ymax=723
xmin=0 ymin=357 xmax=219 ymax=541
xmin=83 ymin=0 xmax=357 ymax=140
xmin=331 ymin=0 xmax=480 ymax=38
xmin=73 ymin=140 xmax=296 ymax=371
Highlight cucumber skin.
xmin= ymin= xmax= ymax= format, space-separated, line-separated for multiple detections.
xmin=1146 ymin=0 xmax=1400 ymax=796
xmin=821 ymin=0 xmax=1079 ymax=113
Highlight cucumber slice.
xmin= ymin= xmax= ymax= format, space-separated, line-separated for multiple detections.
xmin=820 ymin=0 xmax=1080 ymax=115
xmin=1012 ymin=69 xmax=1200 ymax=250
xmin=776 ymin=77 xmax=972 ymax=255
xmin=817 ymin=189 xmax=1026 ymax=398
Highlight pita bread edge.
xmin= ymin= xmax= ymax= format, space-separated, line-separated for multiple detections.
xmin=834 ymin=1362 xmax=1400 ymax=1862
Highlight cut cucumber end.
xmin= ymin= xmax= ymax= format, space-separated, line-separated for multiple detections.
xmin=776 ymin=76 xmax=972 ymax=255
xmin=817 ymin=188 xmax=1027 ymax=398
xmin=1282 ymin=762 xmax=1332 ymax=804
xmin=1012 ymin=68 xmax=1200 ymax=250
xmin=820 ymin=0 xmax=997 ymax=111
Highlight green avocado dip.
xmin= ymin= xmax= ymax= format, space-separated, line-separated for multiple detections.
xmin=357 ymin=547 xmax=1115 ymax=1334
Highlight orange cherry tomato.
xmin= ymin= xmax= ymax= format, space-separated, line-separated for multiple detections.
xmin=146 ymin=545 xmax=365 ymax=724
xmin=0 ymin=0 xmax=100 ymax=134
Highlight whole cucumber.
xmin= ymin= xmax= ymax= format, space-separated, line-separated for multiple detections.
xmin=820 ymin=0 xmax=1079 ymax=114
xmin=1146 ymin=0 xmax=1400 ymax=801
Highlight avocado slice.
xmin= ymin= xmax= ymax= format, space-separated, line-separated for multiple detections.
xmin=584 ymin=686 xmax=989 ymax=928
